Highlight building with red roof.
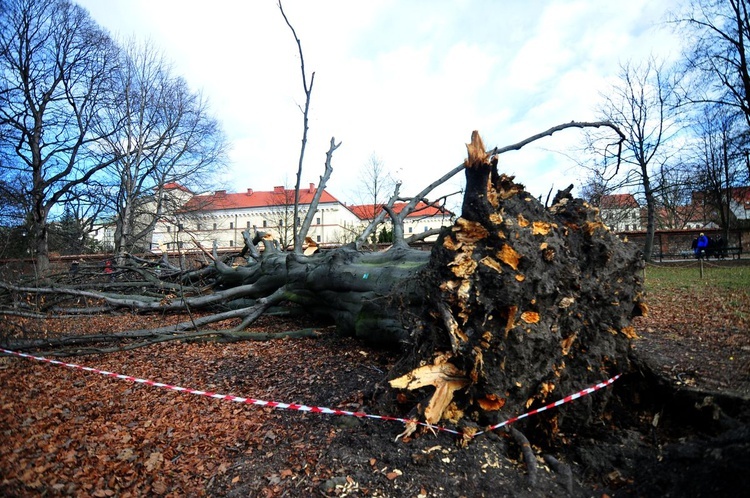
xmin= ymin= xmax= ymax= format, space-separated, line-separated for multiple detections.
xmin=150 ymin=183 xmax=456 ymax=251
xmin=597 ymin=194 xmax=642 ymax=232
xmin=152 ymin=183 xmax=363 ymax=251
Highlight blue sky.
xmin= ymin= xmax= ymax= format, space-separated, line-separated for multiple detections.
xmin=75 ymin=0 xmax=684 ymax=207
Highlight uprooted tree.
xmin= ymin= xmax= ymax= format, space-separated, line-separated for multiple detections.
xmin=0 ymin=125 xmax=645 ymax=447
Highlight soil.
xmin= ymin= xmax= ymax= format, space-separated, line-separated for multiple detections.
xmin=2 ymin=284 xmax=750 ymax=497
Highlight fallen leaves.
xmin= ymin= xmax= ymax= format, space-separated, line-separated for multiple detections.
xmin=144 ymin=452 xmax=163 ymax=472
xmin=632 ymin=274 xmax=750 ymax=396
xmin=0 ymin=314 xmax=396 ymax=497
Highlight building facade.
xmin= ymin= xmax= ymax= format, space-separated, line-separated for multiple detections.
xmin=148 ymin=184 xmax=456 ymax=253
xmin=598 ymin=194 xmax=641 ymax=232
xmin=151 ymin=184 xmax=365 ymax=251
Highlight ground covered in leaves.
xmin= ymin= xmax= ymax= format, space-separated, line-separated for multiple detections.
xmin=1 ymin=261 xmax=749 ymax=497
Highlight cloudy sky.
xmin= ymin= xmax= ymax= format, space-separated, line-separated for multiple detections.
xmin=75 ymin=0 xmax=685 ymax=206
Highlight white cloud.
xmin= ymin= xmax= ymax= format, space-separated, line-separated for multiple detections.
xmin=75 ymin=0 xmax=685 ymax=203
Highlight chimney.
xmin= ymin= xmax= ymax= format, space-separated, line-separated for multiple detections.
xmin=215 ymin=190 xmax=226 ymax=197
xmin=309 ymin=183 xmax=315 ymax=193
xmin=273 ymin=186 xmax=285 ymax=194
xmin=246 ymin=188 xmax=253 ymax=195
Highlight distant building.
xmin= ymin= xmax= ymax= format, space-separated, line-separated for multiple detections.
xmin=148 ymin=184 xmax=457 ymax=252
xmin=151 ymin=184 xmax=362 ymax=251
xmin=728 ymin=186 xmax=750 ymax=223
xmin=348 ymin=201 xmax=454 ymax=242
xmin=690 ymin=186 xmax=750 ymax=229
xmin=90 ymin=222 xmax=115 ymax=251
xmin=598 ymin=194 xmax=641 ymax=232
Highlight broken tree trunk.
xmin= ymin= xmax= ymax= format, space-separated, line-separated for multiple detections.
xmin=382 ymin=131 xmax=645 ymax=438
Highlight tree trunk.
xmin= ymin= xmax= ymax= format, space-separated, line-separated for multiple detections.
xmin=218 ymin=244 xmax=430 ymax=347
xmin=32 ymin=206 xmax=50 ymax=277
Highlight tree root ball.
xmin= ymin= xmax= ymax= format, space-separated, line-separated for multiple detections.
xmin=387 ymin=163 xmax=645 ymax=442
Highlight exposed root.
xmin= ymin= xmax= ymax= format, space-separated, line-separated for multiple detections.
xmin=508 ymin=426 xmax=538 ymax=487
xmin=543 ymin=454 xmax=573 ymax=494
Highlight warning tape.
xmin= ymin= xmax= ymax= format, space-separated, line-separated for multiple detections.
xmin=1 ymin=348 xmax=619 ymax=439
xmin=474 ymin=374 xmax=621 ymax=436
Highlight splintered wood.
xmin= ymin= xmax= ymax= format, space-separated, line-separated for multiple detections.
xmin=389 ymin=358 xmax=469 ymax=425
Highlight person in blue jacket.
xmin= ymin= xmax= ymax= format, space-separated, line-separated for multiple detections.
xmin=696 ymin=233 xmax=709 ymax=259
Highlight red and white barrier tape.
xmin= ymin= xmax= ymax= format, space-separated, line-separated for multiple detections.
xmin=1 ymin=348 xmax=619 ymax=439
xmin=474 ymin=374 xmax=621 ymax=436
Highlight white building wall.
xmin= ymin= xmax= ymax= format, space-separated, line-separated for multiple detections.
xmin=151 ymin=202 xmax=362 ymax=251
xmin=601 ymin=207 xmax=641 ymax=232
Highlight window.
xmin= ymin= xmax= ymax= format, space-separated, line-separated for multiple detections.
xmin=279 ymin=219 xmax=283 ymax=227
xmin=229 ymin=222 xmax=234 ymax=229
xmin=263 ymin=220 xmax=267 ymax=228
xmin=316 ymin=217 xmax=321 ymax=225
xmin=229 ymin=240 xmax=234 ymax=247
xmin=247 ymin=221 xmax=251 ymax=229
xmin=166 ymin=226 xmax=171 ymax=233
xmin=197 ymin=223 xmax=202 ymax=231
xmin=316 ymin=235 xmax=321 ymax=242
xmin=213 ymin=223 xmax=217 ymax=230
xmin=408 ymin=227 xmax=413 ymax=234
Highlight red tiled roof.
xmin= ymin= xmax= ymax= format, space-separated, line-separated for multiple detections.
xmin=163 ymin=182 xmax=192 ymax=193
xmin=349 ymin=202 xmax=452 ymax=220
xmin=732 ymin=186 xmax=750 ymax=205
xmin=180 ymin=185 xmax=340 ymax=212
xmin=693 ymin=186 xmax=750 ymax=206
xmin=600 ymin=194 xmax=639 ymax=209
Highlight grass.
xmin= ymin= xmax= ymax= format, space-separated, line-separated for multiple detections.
xmin=643 ymin=262 xmax=750 ymax=293
xmin=640 ymin=261 xmax=750 ymax=335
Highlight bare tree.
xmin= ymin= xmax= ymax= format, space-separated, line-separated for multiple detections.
xmin=0 ymin=176 xmax=30 ymax=258
xmin=586 ymin=59 xmax=678 ymax=260
xmin=653 ymin=161 xmax=700 ymax=229
xmin=352 ymin=153 xmax=398 ymax=244
xmin=0 ymin=0 xmax=123 ymax=275
xmin=678 ymin=0 xmax=750 ymax=137
xmin=687 ymin=103 xmax=746 ymax=233
xmin=277 ymin=1 xmax=315 ymax=253
xmin=95 ymin=38 xmax=228 ymax=259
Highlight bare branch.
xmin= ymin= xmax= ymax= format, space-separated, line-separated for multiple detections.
xmin=278 ymin=0 xmax=315 ymax=252
xmin=355 ymin=183 xmax=401 ymax=250
xmin=297 ymin=137 xmax=341 ymax=244
xmin=493 ymin=120 xmax=625 ymax=156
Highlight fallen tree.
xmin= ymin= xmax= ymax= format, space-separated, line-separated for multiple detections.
xmin=1 ymin=126 xmax=645 ymax=448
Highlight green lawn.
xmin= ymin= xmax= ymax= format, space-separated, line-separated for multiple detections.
xmin=643 ymin=263 xmax=750 ymax=293
xmin=642 ymin=262 xmax=750 ymax=327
